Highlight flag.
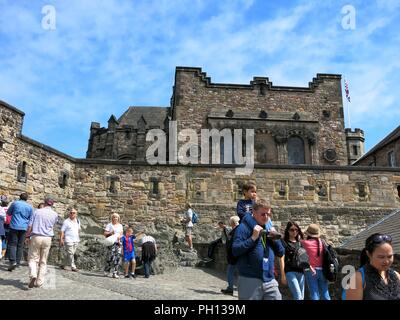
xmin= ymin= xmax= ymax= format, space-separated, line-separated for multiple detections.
xmin=344 ymin=79 xmax=351 ymax=102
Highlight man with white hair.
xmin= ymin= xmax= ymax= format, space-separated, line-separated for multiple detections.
xmin=26 ymin=195 xmax=59 ymax=289
xmin=60 ymin=208 xmax=81 ymax=272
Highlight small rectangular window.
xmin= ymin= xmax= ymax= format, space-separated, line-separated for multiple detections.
xmin=109 ymin=180 xmax=117 ymax=193
xmin=388 ymin=151 xmax=396 ymax=167
xmin=352 ymin=145 xmax=358 ymax=156
xmin=17 ymin=161 xmax=27 ymax=183
xmin=152 ymin=181 xmax=159 ymax=195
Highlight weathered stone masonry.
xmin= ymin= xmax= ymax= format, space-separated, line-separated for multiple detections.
xmin=1 ymin=67 xmax=400 ymax=251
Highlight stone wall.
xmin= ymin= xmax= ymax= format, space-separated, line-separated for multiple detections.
xmin=71 ymin=161 xmax=400 ymax=245
xmin=172 ymin=67 xmax=347 ymax=165
xmin=1 ymin=102 xmax=75 ymax=213
xmin=3 ymin=100 xmax=400 ymax=275
xmin=357 ymin=137 xmax=400 ymax=167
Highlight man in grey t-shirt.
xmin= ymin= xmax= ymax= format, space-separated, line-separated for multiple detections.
xmin=25 ymin=196 xmax=59 ymax=289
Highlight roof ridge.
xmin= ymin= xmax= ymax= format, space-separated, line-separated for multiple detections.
xmin=340 ymin=208 xmax=400 ymax=248
xmin=353 ymin=125 xmax=400 ymax=164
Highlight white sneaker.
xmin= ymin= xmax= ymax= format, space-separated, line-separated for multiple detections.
xmin=112 ymin=273 xmax=119 ymax=279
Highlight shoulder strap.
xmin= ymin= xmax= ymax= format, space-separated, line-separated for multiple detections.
xmin=359 ymin=266 xmax=365 ymax=288
xmin=281 ymin=239 xmax=288 ymax=249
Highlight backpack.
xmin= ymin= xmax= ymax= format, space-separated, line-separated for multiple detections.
xmin=283 ymin=241 xmax=309 ymax=269
xmin=294 ymin=245 xmax=310 ymax=269
xmin=322 ymin=240 xmax=340 ymax=282
xmin=226 ymin=227 xmax=238 ymax=265
xmin=191 ymin=211 xmax=199 ymax=224
xmin=5 ymin=214 xmax=12 ymax=225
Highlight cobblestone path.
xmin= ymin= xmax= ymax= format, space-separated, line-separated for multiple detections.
xmin=0 ymin=261 xmax=237 ymax=300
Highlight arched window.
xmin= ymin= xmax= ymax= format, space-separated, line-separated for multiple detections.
xmin=288 ymin=136 xmax=305 ymax=164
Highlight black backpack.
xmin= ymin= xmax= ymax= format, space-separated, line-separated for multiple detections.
xmin=226 ymin=227 xmax=239 ymax=265
xmin=322 ymin=240 xmax=339 ymax=282
xmin=283 ymin=241 xmax=310 ymax=269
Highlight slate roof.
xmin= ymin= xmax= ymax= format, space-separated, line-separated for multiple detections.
xmin=340 ymin=209 xmax=400 ymax=252
xmin=353 ymin=126 xmax=400 ymax=165
xmin=118 ymin=106 xmax=169 ymax=130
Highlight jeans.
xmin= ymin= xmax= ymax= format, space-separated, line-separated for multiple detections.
xmin=286 ymin=271 xmax=305 ymax=300
xmin=143 ymin=261 xmax=152 ymax=277
xmin=227 ymin=264 xmax=236 ymax=290
xmin=8 ymin=228 xmax=27 ymax=265
xmin=305 ymin=269 xmax=331 ymax=300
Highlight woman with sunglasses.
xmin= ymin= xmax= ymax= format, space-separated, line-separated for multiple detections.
xmin=345 ymin=233 xmax=400 ymax=300
xmin=282 ymin=221 xmax=306 ymax=300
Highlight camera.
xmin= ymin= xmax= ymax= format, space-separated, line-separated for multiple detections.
xmin=260 ymin=229 xmax=282 ymax=240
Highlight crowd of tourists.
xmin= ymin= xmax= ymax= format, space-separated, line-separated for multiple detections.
xmin=202 ymin=182 xmax=400 ymax=300
xmin=0 ymin=193 xmax=157 ymax=290
xmin=1 ymin=184 xmax=399 ymax=300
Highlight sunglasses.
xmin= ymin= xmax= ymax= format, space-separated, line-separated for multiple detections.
xmin=367 ymin=234 xmax=392 ymax=246
xmin=257 ymin=212 xmax=269 ymax=217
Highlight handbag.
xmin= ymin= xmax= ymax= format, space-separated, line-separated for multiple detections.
xmin=104 ymin=234 xmax=118 ymax=247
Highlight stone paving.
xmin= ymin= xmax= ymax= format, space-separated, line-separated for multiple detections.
xmin=0 ymin=260 xmax=237 ymax=300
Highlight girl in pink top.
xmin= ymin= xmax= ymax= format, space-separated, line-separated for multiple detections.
xmin=301 ymin=237 xmax=324 ymax=269
xmin=301 ymin=224 xmax=331 ymax=300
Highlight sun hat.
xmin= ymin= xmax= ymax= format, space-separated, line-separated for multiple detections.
xmin=305 ymin=224 xmax=321 ymax=238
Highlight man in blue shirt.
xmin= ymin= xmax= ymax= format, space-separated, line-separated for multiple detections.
xmin=232 ymin=199 xmax=285 ymax=300
xmin=7 ymin=193 xmax=34 ymax=271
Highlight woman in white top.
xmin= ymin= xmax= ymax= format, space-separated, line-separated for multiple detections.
xmin=103 ymin=213 xmax=123 ymax=278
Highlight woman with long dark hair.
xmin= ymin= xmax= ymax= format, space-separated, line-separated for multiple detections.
xmin=345 ymin=233 xmax=400 ymax=300
xmin=282 ymin=221 xmax=306 ymax=300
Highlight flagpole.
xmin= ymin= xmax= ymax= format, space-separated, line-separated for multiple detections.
xmin=344 ymin=77 xmax=351 ymax=128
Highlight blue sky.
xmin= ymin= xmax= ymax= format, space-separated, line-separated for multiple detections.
xmin=0 ymin=0 xmax=399 ymax=158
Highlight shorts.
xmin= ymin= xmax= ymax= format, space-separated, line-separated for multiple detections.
xmin=124 ymin=252 xmax=135 ymax=262
xmin=185 ymin=227 xmax=193 ymax=236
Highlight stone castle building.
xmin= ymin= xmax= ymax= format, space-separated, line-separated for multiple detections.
xmin=86 ymin=67 xmax=365 ymax=166
xmin=1 ymin=66 xmax=400 ymax=249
